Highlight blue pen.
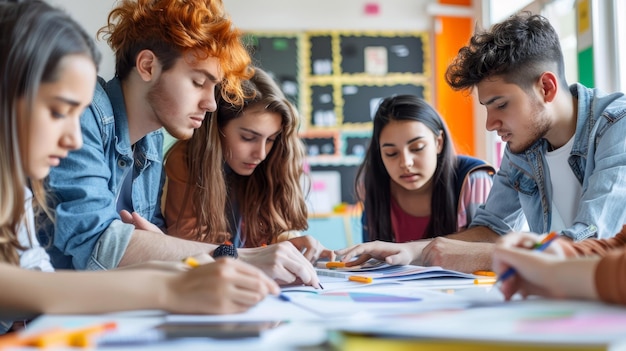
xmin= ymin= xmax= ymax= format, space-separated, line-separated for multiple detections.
xmin=494 ymin=231 xmax=558 ymax=285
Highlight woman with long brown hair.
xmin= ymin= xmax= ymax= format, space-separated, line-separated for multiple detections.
xmin=164 ymin=67 xmax=331 ymax=285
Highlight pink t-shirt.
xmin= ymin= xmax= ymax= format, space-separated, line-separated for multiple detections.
xmin=389 ymin=169 xmax=494 ymax=242
xmin=391 ymin=197 xmax=430 ymax=243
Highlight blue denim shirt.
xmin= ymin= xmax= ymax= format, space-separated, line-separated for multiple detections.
xmin=470 ymin=83 xmax=626 ymax=241
xmin=38 ymin=77 xmax=165 ymax=270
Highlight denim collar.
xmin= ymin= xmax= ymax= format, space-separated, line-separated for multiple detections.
xmin=104 ymin=77 xmax=162 ymax=165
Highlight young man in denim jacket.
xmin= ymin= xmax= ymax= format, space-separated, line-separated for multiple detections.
xmin=37 ymin=0 xmax=323 ymax=288
xmin=336 ymin=12 xmax=626 ymax=273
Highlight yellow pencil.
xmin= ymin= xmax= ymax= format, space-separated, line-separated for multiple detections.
xmin=183 ymin=256 xmax=200 ymax=268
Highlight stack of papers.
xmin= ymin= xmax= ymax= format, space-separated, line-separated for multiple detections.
xmin=315 ymin=260 xmax=476 ymax=281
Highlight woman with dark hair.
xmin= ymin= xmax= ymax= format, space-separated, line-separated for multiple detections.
xmin=337 ymin=95 xmax=494 ymax=266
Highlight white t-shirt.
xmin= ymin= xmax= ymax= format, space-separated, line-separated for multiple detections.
xmin=545 ymin=136 xmax=582 ymax=231
xmin=18 ymin=188 xmax=54 ymax=272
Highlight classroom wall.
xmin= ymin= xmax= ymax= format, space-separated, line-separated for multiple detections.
xmin=44 ymin=0 xmax=490 ymax=161
xmin=433 ymin=0 xmax=476 ymax=157
xmin=46 ymin=0 xmax=438 ymax=81
xmin=45 ymin=0 xmax=117 ymax=79
xmin=223 ymin=0 xmax=433 ymax=31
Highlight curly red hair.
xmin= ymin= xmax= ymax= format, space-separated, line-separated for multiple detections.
xmin=98 ymin=0 xmax=252 ymax=104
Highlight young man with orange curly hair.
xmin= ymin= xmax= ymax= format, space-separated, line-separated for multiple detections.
xmin=38 ymin=0 xmax=321 ymax=288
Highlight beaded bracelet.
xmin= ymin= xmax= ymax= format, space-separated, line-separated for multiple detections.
xmin=212 ymin=240 xmax=238 ymax=259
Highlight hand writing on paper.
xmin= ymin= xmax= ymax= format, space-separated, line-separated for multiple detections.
xmin=286 ymin=235 xmax=335 ymax=263
xmin=491 ymin=232 xmax=598 ymax=301
xmin=496 ymin=231 xmax=565 ymax=257
xmin=119 ymin=210 xmax=164 ymax=234
xmin=166 ymin=257 xmax=280 ymax=314
xmin=335 ymin=241 xmax=422 ymax=266
xmin=238 ymin=242 xmax=321 ymax=289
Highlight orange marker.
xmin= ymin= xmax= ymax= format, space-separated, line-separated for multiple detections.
xmin=0 ymin=329 xmax=57 ymax=349
xmin=349 ymin=275 xmax=373 ymax=284
xmin=30 ymin=328 xmax=78 ymax=348
xmin=0 ymin=322 xmax=118 ymax=349
xmin=326 ymin=261 xmax=346 ymax=269
xmin=473 ymin=270 xmax=496 ymax=277
xmin=66 ymin=322 xmax=117 ymax=347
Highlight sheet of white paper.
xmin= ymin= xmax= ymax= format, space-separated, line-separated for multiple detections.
xmin=339 ymin=299 xmax=626 ymax=346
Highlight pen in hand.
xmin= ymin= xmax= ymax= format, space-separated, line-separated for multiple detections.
xmin=493 ymin=231 xmax=559 ymax=287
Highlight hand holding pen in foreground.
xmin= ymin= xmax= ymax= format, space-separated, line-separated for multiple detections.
xmin=493 ymin=232 xmax=559 ymax=286
xmin=492 ymin=232 xmax=599 ymax=301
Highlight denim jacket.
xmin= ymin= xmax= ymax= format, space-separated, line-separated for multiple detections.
xmin=38 ymin=77 xmax=165 ymax=270
xmin=470 ymin=83 xmax=626 ymax=241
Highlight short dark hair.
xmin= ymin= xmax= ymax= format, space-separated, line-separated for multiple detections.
xmin=446 ymin=12 xmax=568 ymax=91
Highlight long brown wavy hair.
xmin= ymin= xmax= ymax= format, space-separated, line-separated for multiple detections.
xmin=166 ymin=68 xmax=308 ymax=247
xmin=98 ymin=0 xmax=252 ymax=105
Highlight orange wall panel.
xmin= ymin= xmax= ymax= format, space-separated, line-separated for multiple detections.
xmin=434 ymin=0 xmax=476 ymax=156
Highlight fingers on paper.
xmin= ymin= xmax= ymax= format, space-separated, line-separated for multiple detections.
xmin=270 ymin=243 xmax=319 ymax=288
xmin=385 ymin=252 xmax=408 ymax=265
xmin=293 ymin=236 xmax=323 ymax=262
xmin=289 ymin=236 xmax=334 ymax=263
xmin=335 ymin=244 xmax=371 ymax=264
xmin=230 ymin=258 xmax=280 ymax=295
xmin=493 ymin=246 xmax=553 ymax=300
xmin=318 ymin=248 xmax=336 ymax=262
xmin=345 ymin=253 xmax=371 ymax=267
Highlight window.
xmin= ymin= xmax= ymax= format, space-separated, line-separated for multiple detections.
xmin=615 ymin=0 xmax=626 ymax=92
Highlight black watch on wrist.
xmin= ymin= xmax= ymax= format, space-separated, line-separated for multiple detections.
xmin=213 ymin=241 xmax=238 ymax=259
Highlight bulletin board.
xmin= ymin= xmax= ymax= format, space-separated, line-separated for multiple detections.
xmin=341 ymin=83 xmax=425 ymax=124
xmin=246 ymin=30 xmax=430 ymax=205
xmin=339 ymin=34 xmax=425 ymax=74
xmin=244 ymin=33 xmax=301 ymax=105
xmin=309 ymin=164 xmax=360 ymax=205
